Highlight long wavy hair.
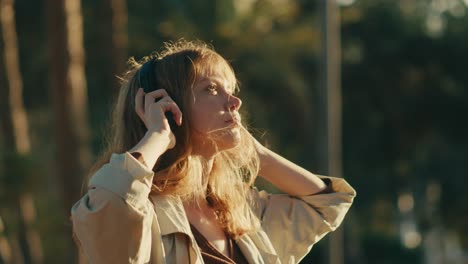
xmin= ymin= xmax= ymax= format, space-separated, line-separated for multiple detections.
xmin=87 ymin=40 xmax=261 ymax=238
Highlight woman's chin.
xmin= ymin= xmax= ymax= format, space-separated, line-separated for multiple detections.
xmin=192 ymin=127 xmax=241 ymax=154
xmin=216 ymin=127 xmax=241 ymax=150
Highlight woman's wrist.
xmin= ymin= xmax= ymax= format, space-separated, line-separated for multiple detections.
xmin=250 ymin=134 xmax=267 ymax=156
xmin=254 ymin=141 xmax=328 ymax=195
xmin=128 ymin=130 xmax=173 ymax=169
xmin=254 ymin=141 xmax=274 ymax=179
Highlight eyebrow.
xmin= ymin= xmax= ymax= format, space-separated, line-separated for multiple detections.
xmin=197 ymin=78 xmax=212 ymax=85
xmin=196 ymin=77 xmax=224 ymax=88
xmin=195 ymin=76 xmax=237 ymax=93
xmin=194 ymin=79 xmax=212 ymax=92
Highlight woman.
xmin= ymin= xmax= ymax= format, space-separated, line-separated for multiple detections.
xmin=71 ymin=40 xmax=356 ymax=264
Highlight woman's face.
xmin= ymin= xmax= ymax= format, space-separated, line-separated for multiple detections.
xmin=189 ymin=65 xmax=242 ymax=153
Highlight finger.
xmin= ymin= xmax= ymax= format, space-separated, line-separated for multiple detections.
xmin=135 ymin=88 xmax=147 ymax=125
xmin=144 ymin=89 xmax=169 ymax=111
xmin=146 ymin=88 xmax=169 ymax=98
xmin=163 ymin=101 xmax=183 ymax=126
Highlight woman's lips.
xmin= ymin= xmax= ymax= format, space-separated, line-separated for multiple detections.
xmin=225 ymin=118 xmax=240 ymax=126
xmin=225 ymin=119 xmax=235 ymax=125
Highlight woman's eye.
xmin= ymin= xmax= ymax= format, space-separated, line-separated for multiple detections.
xmin=207 ymin=85 xmax=218 ymax=95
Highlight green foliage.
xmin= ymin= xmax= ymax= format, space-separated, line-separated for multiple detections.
xmin=0 ymin=152 xmax=40 ymax=199
xmin=362 ymin=233 xmax=423 ymax=264
xmin=340 ymin=1 xmax=468 ymax=250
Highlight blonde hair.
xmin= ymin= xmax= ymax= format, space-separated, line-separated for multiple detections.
xmin=88 ymin=39 xmax=261 ymax=237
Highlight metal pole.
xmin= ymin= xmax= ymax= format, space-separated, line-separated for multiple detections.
xmin=318 ymin=0 xmax=343 ymax=264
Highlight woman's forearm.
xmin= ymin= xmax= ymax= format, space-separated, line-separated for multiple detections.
xmin=128 ymin=130 xmax=172 ymax=170
xmin=257 ymin=146 xmax=327 ymax=196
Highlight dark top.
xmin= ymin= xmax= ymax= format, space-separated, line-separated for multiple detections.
xmin=190 ymin=224 xmax=249 ymax=264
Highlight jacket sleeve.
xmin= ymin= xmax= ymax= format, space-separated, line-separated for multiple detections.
xmin=71 ymin=152 xmax=156 ymax=264
xmin=249 ymin=176 xmax=356 ymax=264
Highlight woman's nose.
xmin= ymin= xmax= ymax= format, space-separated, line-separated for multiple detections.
xmin=226 ymin=95 xmax=242 ymax=112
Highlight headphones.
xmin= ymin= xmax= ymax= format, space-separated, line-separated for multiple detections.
xmin=138 ymin=59 xmax=177 ymax=128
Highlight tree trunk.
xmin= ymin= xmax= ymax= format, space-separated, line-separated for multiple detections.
xmin=46 ymin=0 xmax=91 ymax=220
xmin=46 ymin=0 xmax=91 ymax=262
xmin=0 ymin=0 xmax=29 ymax=154
xmin=0 ymin=0 xmax=44 ymax=263
xmin=99 ymin=0 xmax=128 ymax=99
xmin=0 ymin=215 xmax=13 ymax=264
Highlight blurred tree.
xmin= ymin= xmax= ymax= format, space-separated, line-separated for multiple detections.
xmin=340 ymin=0 xmax=468 ymax=261
xmin=0 ymin=215 xmax=13 ymax=263
xmin=46 ymin=0 xmax=91 ymax=262
xmin=97 ymin=0 xmax=128 ymax=99
xmin=0 ymin=32 xmax=14 ymax=264
xmin=0 ymin=0 xmax=43 ymax=263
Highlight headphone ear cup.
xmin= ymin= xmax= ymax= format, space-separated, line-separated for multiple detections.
xmin=139 ymin=59 xmax=179 ymax=130
xmin=165 ymin=112 xmax=177 ymax=129
xmin=139 ymin=59 xmax=159 ymax=93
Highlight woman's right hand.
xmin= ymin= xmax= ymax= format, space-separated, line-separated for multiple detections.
xmin=135 ymin=88 xmax=183 ymax=150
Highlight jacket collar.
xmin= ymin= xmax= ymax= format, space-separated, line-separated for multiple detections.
xmin=149 ymin=193 xmax=192 ymax=236
xmin=148 ymin=193 xmax=279 ymax=264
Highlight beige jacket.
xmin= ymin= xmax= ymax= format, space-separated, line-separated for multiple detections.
xmin=71 ymin=152 xmax=356 ymax=264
